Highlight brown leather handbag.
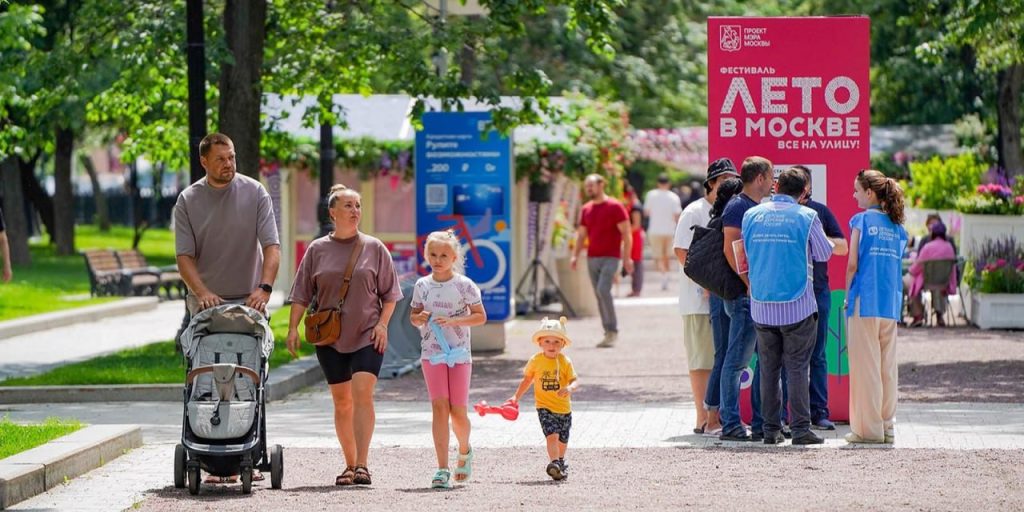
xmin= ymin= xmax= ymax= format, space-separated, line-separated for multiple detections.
xmin=304 ymin=236 xmax=364 ymax=346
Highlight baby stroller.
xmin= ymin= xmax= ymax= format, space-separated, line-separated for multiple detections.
xmin=172 ymin=303 xmax=283 ymax=495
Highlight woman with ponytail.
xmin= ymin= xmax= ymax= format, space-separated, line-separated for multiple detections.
xmin=844 ymin=170 xmax=908 ymax=444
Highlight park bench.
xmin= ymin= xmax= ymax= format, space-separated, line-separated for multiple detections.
xmin=82 ymin=249 xmax=128 ymax=297
xmin=115 ymin=249 xmax=186 ymax=299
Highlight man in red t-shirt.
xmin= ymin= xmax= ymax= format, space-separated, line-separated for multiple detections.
xmin=571 ymin=174 xmax=633 ymax=347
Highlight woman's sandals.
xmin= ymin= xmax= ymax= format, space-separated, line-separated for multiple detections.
xmin=335 ymin=466 xmax=356 ymax=486
xmin=353 ymin=465 xmax=372 ymax=485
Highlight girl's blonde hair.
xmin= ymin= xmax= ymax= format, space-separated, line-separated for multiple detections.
xmin=423 ymin=229 xmax=465 ymax=275
xmin=327 ymin=184 xmax=360 ymax=208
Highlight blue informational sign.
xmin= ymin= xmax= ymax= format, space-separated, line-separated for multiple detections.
xmin=415 ymin=112 xmax=513 ymax=321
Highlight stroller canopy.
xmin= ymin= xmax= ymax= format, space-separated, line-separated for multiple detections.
xmin=180 ymin=304 xmax=274 ymax=360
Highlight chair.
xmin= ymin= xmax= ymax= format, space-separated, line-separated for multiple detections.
xmin=921 ymin=259 xmax=958 ymax=327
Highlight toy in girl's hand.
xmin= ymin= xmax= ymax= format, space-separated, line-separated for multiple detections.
xmin=473 ymin=399 xmax=519 ymax=421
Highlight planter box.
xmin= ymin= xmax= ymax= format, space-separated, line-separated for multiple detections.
xmin=970 ymin=292 xmax=1024 ymax=329
xmin=959 ymin=213 xmax=1024 ymax=259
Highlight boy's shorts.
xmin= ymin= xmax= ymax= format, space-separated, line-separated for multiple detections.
xmin=537 ymin=408 xmax=572 ymax=443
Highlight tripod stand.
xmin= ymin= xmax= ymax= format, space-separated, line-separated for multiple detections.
xmin=514 ymin=200 xmax=576 ymax=317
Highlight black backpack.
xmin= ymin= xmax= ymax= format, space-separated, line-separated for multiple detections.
xmin=683 ymin=217 xmax=748 ymax=300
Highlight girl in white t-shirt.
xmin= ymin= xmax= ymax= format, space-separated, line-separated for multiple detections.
xmin=409 ymin=230 xmax=487 ymax=489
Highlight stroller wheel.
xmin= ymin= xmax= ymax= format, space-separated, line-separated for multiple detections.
xmin=270 ymin=444 xmax=284 ymax=489
xmin=187 ymin=465 xmax=201 ymax=495
xmin=174 ymin=444 xmax=186 ymax=489
xmin=241 ymin=466 xmax=253 ymax=494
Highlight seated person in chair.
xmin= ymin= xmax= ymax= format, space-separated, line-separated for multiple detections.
xmin=903 ymin=221 xmax=957 ymax=327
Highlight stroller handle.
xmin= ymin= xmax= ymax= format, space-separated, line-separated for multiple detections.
xmin=187 ymin=365 xmax=262 ymax=386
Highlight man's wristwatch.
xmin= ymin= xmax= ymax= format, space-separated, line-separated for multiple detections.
xmin=258 ymin=283 xmax=273 ymax=293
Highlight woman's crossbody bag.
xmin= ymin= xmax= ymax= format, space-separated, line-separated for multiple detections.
xmin=304 ymin=236 xmax=364 ymax=346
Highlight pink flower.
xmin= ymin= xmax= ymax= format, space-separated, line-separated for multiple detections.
xmin=996 ymin=259 xmax=1007 ymax=268
xmin=1015 ymin=196 xmax=1024 ymax=205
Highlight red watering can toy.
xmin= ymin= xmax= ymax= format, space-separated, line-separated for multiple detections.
xmin=473 ymin=399 xmax=519 ymax=421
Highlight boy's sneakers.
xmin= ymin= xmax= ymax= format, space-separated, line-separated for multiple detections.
xmin=558 ymin=458 xmax=569 ymax=479
xmin=546 ymin=460 xmax=565 ymax=481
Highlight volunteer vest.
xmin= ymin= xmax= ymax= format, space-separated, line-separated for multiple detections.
xmin=742 ymin=196 xmax=817 ymax=303
xmin=848 ymin=209 xmax=907 ymax=319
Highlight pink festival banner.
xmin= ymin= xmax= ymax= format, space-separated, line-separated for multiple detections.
xmin=708 ymin=16 xmax=870 ymax=422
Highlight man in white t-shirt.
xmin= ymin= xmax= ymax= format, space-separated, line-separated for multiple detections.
xmin=644 ymin=174 xmax=682 ymax=290
xmin=672 ymin=159 xmax=739 ymax=436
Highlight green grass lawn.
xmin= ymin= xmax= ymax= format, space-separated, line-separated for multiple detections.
xmin=0 ymin=225 xmax=175 ymax=322
xmin=0 ymin=312 xmax=317 ymax=386
xmin=0 ymin=417 xmax=83 ymax=459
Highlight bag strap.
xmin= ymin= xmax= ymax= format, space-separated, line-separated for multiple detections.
xmin=336 ymin=235 xmax=364 ymax=308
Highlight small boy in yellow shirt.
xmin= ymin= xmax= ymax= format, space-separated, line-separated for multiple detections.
xmin=510 ymin=316 xmax=579 ymax=481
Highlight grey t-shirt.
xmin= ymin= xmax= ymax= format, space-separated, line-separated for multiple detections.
xmin=174 ymin=174 xmax=280 ymax=299
xmin=289 ymin=232 xmax=404 ymax=353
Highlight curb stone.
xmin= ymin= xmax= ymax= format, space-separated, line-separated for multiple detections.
xmin=0 ymin=424 xmax=142 ymax=510
xmin=0 ymin=355 xmax=324 ymax=404
xmin=0 ymin=297 xmax=161 ymax=340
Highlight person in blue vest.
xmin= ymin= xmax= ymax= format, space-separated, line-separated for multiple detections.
xmin=793 ymin=165 xmax=848 ymax=430
xmin=740 ymin=168 xmax=833 ymax=445
xmin=845 ymin=169 xmax=908 ymax=444
xmin=719 ymin=156 xmax=774 ymax=441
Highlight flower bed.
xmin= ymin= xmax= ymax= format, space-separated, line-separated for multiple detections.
xmin=963 ymin=236 xmax=1024 ymax=329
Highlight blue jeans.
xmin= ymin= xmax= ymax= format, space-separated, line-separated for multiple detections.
xmin=704 ymin=294 xmax=731 ymax=411
xmin=720 ymin=296 xmax=759 ymax=434
xmin=810 ymin=287 xmax=831 ymax=421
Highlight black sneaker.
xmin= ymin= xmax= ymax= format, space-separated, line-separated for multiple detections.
xmin=750 ymin=430 xmax=764 ymax=442
xmin=763 ymin=431 xmax=785 ymax=444
xmin=558 ymin=459 xmax=569 ymax=479
xmin=791 ymin=431 xmax=825 ymax=445
xmin=546 ymin=461 xmax=564 ymax=480
xmin=719 ymin=428 xmax=752 ymax=442
xmin=782 ymin=424 xmax=793 ymax=439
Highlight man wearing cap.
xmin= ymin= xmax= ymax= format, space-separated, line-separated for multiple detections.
xmin=644 ymin=173 xmax=683 ymax=291
xmin=672 ymin=157 xmax=739 ymax=435
xmin=740 ymin=167 xmax=833 ymax=445
xmin=718 ymin=156 xmax=774 ymax=441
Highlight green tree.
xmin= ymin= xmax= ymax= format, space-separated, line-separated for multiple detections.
xmin=468 ymin=1 xmax=811 ymax=128
xmin=911 ymin=0 xmax=1024 ymax=176
xmin=810 ymin=0 xmax=993 ymax=126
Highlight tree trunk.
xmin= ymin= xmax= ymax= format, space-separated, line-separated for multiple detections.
xmin=1 ymin=157 xmax=32 ymax=266
xmin=54 ymin=127 xmax=76 ymax=255
xmin=996 ymin=64 xmax=1024 ymax=179
xmin=127 ymin=160 xmax=148 ymax=249
xmin=218 ymin=0 xmax=266 ymax=179
xmin=459 ymin=18 xmax=479 ymax=86
xmin=18 ymin=153 xmax=55 ymax=241
xmin=78 ymin=153 xmax=111 ymax=232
